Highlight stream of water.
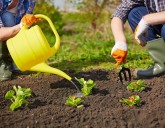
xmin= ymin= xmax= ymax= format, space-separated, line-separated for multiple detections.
xmin=70 ymin=80 xmax=84 ymax=97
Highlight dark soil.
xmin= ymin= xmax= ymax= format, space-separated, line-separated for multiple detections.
xmin=0 ymin=69 xmax=165 ymax=128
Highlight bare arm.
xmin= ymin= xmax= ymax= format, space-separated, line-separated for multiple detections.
xmin=0 ymin=24 xmax=21 ymax=41
xmin=111 ymin=17 xmax=126 ymax=43
xmin=144 ymin=11 xmax=165 ymax=25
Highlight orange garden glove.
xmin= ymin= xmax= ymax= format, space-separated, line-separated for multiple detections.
xmin=111 ymin=42 xmax=128 ymax=67
xmin=20 ymin=14 xmax=40 ymax=27
xmin=134 ymin=18 xmax=149 ymax=46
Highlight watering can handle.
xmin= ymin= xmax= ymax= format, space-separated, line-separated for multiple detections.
xmin=35 ymin=14 xmax=60 ymax=54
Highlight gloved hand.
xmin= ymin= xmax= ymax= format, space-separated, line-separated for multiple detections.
xmin=111 ymin=42 xmax=128 ymax=67
xmin=20 ymin=14 xmax=39 ymax=27
xmin=134 ymin=18 xmax=149 ymax=46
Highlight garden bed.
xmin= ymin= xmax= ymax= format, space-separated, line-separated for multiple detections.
xmin=0 ymin=69 xmax=165 ymax=128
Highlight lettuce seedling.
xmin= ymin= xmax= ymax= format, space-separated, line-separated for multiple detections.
xmin=127 ymin=80 xmax=146 ymax=92
xmin=75 ymin=77 xmax=96 ymax=96
xmin=119 ymin=95 xmax=141 ymax=107
xmin=65 ymin=96 xmax=83 ymax=108
xmin=5 ymin=85 xmax=32 ymax=111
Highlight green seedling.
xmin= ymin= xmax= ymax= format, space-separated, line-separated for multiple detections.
xmin=75 ymin=77 xmax=96 ymax=96
xmin=5 ymin=85 xmax=32 ymax=111
xmin=65 ymin=96 xmax=83 ymax=108
xmin=127 ymin=80 xmax=146 ymax=92
xmin=119 ymin=95 xmax=141 ymax=107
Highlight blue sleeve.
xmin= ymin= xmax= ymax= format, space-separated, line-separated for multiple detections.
xmin=26 ymin=0 xmax=36 ymax=14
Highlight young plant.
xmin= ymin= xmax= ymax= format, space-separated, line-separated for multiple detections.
xmin=119 ymin=95 xmax=141 ymax=107
xmin=5 ymin=85 xmax=32 ymax=111
xmin=127 ymin=80 xmax=146 ymax=92
xmin=65 ymin=96 xmax=83 ymax=108
xmin=75 ymin=77 xmax=96 ymax=96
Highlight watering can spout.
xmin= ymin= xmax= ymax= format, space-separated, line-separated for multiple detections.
xmin=30 ymin=63 xmax=72 ymax=81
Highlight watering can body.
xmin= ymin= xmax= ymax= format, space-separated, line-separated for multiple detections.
xmin=7 ymin=14 xmax=71 ymax=81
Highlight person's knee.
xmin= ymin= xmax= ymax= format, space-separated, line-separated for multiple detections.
xmin=161 ymin=25 xmax=165 ymax=40
xmin=128 ymin=6 xmax=145 ymax=22
xmin=128 ymin=6 xmax=147 ymax=31
xmin=128 ymin=8 xmax=139 ymax=22
xmin=1 ymin=11 xmax=15 ymax=27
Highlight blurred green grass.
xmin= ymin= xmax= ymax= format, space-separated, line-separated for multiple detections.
xmin=44 ymin=12 xmax=153 ymax=73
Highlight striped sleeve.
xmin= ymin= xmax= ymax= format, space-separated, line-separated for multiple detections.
xmin=111 ymin=0 xmax=144 ymax=23
xmin=26 ymin=0 xmax=36 ymax=14
xmin=0 ymin=2 xmax=4 ymax=27
xmin=0 ymin=17 xmax=4 ymax=28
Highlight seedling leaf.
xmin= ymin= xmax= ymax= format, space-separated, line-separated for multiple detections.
xmin=127 ymin=80 xmax=146 ymax=92
xmin=120 ymin=95 xmax=141 ymax=107
xmin=5 ymin=90 xmax=15 ymax=100
xmin=65 ymin=96 xmax=83 ymax=108
xmin=5 ymin=85 xmax=32 ymax=111
xmin=75 ymin=77 xmax=96 ymax=96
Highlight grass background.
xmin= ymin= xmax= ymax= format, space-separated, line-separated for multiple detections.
xmin=39 ymin=12 xmax=153 ymax=73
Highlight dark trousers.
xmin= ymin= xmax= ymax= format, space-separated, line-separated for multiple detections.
xmin=127 ymin=6 xmax=165 ymax=41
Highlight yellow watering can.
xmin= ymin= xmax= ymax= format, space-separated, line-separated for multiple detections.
xmin=6 ymin=14 xmax=71 ymax=81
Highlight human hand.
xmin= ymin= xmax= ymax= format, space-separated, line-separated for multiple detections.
xmin=111 ymin=42 xmax=128 ymax=67
xmin=134 ymin=18 xmax=149 ymax=46
xmin=20 ymin=14 xmax=40 ymax=27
